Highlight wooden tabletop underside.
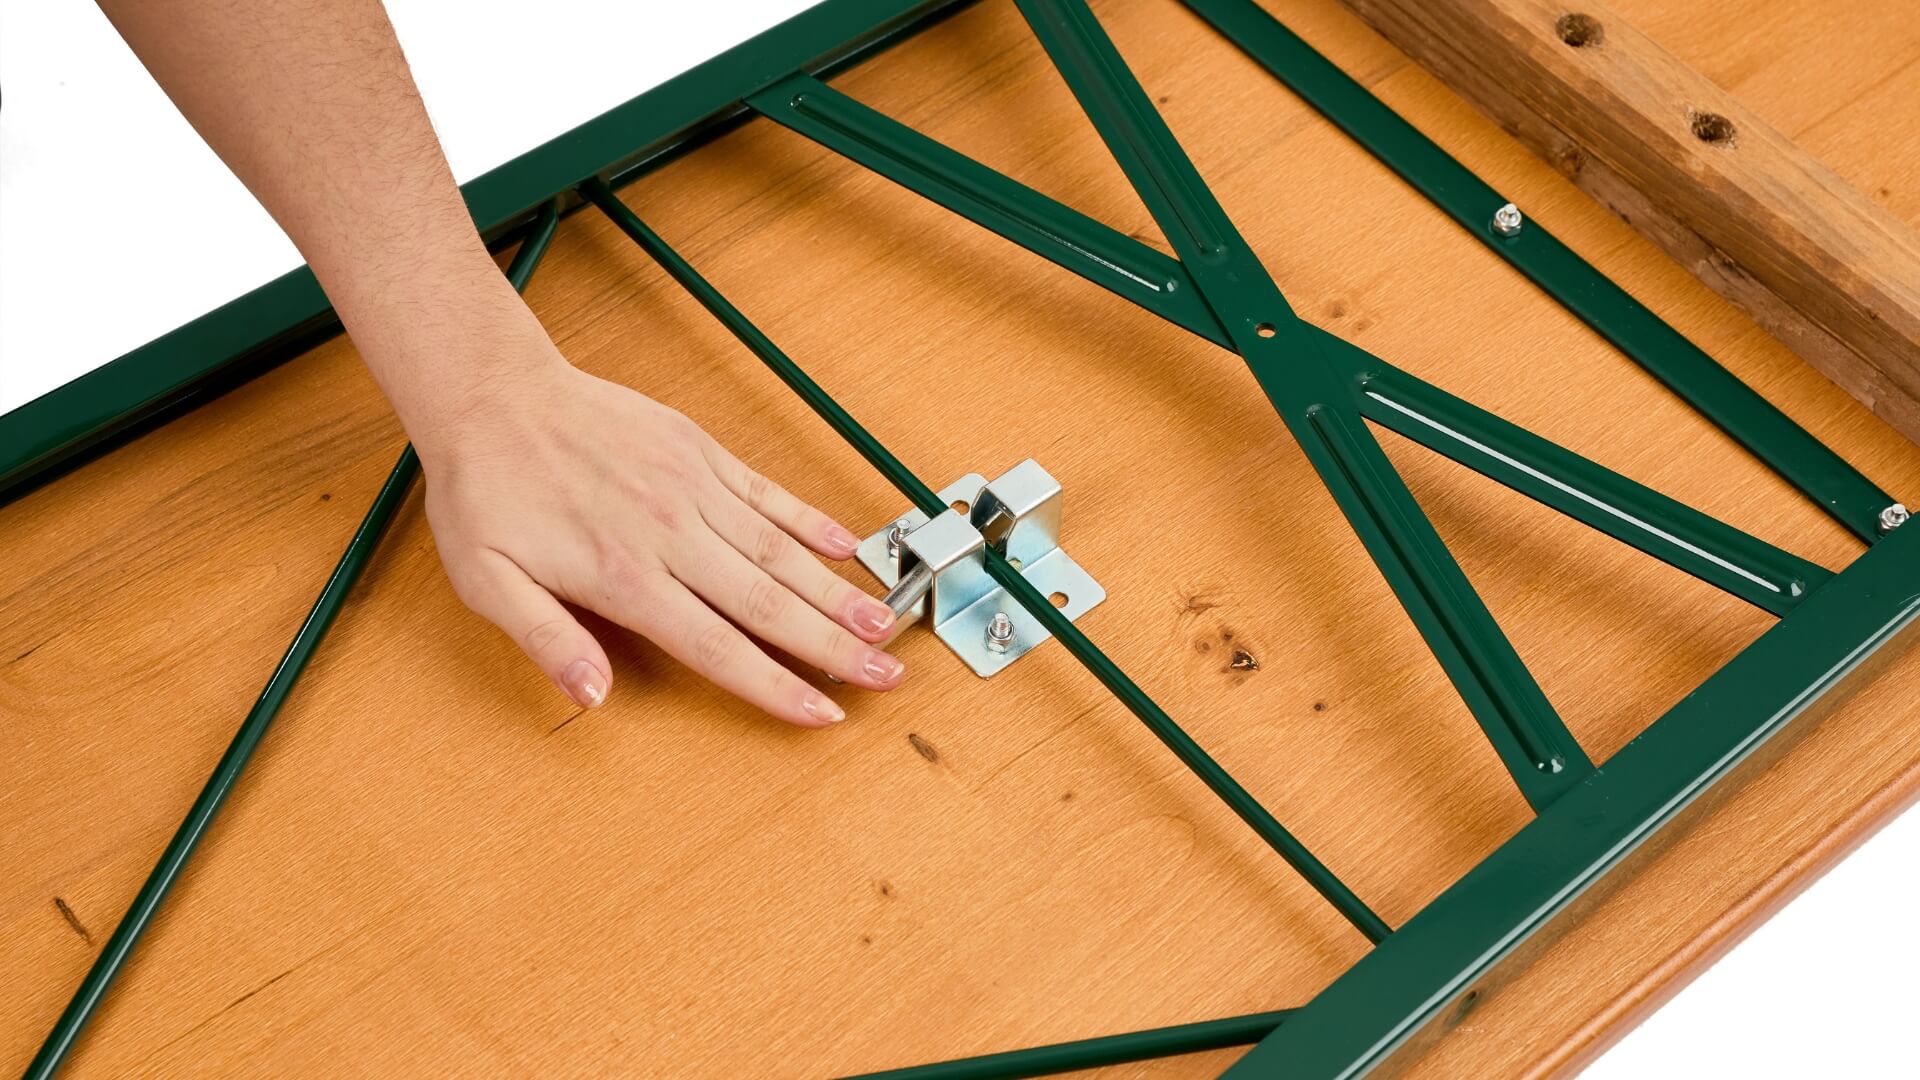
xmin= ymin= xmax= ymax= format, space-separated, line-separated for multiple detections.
xmin=6 ymin=0 xmax=1919 ymax=1075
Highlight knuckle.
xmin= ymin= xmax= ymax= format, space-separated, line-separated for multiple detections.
xmin=829 ymin=581 xmax=869 ymax=616
xmin=823 ymin=623 xmax=865 ymax=669
xmin=744 ymin=576 xmax=788 ymax=627
xmin=635 ymin=489 xmax=681 ymax=530
xmin=743 ymin=469 xmax=774 ymax=511
xmin=750 ymin=525 xmax=791 ymax=569
xmin=599 ymin=549 xmax=648 ymax=594
xmin=522 ymin=617 xmax=571 ymax=657
xmin=692 ymin=621 xmax=736 ymax=671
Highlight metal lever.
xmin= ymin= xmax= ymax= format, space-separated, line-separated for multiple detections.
xmin=878 ymin=560 xmax=934 ymax=641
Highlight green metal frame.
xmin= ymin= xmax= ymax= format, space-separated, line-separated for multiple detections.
xmin=19 ymin=0 xmax=1916 ymax=1077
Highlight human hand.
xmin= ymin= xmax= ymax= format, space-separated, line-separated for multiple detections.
xmin=399 ymin=321 xmax=905 ymax=727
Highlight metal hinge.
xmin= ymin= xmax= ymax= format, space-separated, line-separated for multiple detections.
xmin=855 ymin=460 xmax=1105 ymax=676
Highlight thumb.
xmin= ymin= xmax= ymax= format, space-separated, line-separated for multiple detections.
xmin=451 ymin=548 xmax=612 ymax=709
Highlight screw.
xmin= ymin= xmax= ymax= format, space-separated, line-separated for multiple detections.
xmin=885 ymin=517 xmax=912 ymax=557
xmin=1491 ymin=202 xmax=1524 ymax=237
xmin=1880 ymin=503 xmax=1910 ymax=534
xmin=985 ymin=611 xmax=1016 ymax=653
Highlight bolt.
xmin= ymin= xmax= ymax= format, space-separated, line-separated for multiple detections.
xmin=1491 ymin=202 xmax=1524 ymax=237
xmin=985 ymin=611 xmax=1016 ymax=653
xmin=1880 ymin=503 xmax=1910 ymax=534
xmin=885 ymin=517 xmax=912 ymax=557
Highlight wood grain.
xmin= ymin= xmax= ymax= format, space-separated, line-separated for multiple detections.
xmin=3 ymin=0 xmax=1918 ymax=1076
xmin=1337 ymin=0 xmax=1920 ymax=444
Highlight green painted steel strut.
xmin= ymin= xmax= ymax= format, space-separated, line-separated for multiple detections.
xmin=580 ymin=177 xmax=1391 ymax=943
xmin=750 ymin=76 xmax=1829 ymax=614
xmin=1175 ymin=0 xmax=1894 ymax=543
xmin=847 ymin=1009 xmax=1293 ymax=1079
xmin=23 ymin=204 xmax=561 ymax=1080
xmin=1012 ymin=0 xmax=1591 ymax=808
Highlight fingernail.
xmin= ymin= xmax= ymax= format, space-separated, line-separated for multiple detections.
xmin=851 ymin=598 xmax=896 ymax=635
xmin=804 ymin=691 xmax=846 ymax=724
xmin=862 ymin=651 xmax=904 ymax=683
xmin=824 ymin=525 xmax=860 ymax=557
xmin=562 ymin=659 xmax=607 ymax=708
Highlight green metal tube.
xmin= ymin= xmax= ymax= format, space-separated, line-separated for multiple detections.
xmin=580 ymin=178 xmax=1390 ymax=943
xmin=1176 ymin=0 xmax=1893 ymax=542
xmin=578 ymin=179 xmax=942 ymax=515
xmin=24 ymin=204 xmax=560 ymax=1080
xmin=848 ymin=1009 xmax=1292 ymax=1079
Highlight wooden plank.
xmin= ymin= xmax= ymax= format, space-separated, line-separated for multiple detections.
xmin=3 ymin=0 xmax=1918 ymax=1075
xmin=1336 ymin=0 xmax=1920 ymax=445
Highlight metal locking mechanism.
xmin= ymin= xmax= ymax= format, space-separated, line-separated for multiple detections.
xmin=855 ymin=460 xmax=1105 ymax=676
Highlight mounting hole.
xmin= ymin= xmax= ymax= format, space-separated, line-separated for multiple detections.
xmin=950 ymin=499 xmax=970 ymax=514
xmin=1690 ymin=110 xmax=1736 ymax=145
xmin=1254 ymin=323 xmax=1277 ymax=339
xmin=1049 ymin=591 xmax=1069 ymax=608
xmin=1554 ymin=13 xmax=1603 ymax=47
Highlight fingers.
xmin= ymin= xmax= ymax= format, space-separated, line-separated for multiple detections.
xmin=611 ymin=567 xmax=849 ymax=728
xmin=669 ymin=527 xmax=907 ymax=693
xmin=701 ymin=440 xmax=861 ymax=561
xmin=450 ymin=548 xmax=612 ymax=709
xmin=700 ymin=490 xmax=897 ymax=644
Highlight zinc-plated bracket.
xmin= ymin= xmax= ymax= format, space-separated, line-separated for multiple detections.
xmin=856 ymin=459 xmax=1105 ymax=676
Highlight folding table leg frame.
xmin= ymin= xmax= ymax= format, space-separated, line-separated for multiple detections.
xmin=27 ymin=2 xmax=1919 ymax=1077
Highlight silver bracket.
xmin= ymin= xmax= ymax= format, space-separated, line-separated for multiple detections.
xmin=856 ymin=460 xmax=1105 ymax=677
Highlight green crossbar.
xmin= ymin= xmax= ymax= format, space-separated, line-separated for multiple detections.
xmin=18 ymin=1 xmax=1915 ymax=1077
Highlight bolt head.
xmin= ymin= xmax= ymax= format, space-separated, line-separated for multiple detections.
xmin=1491 ymin=202 xmax=1524 ymax=237
xmin=1880 ymin=503 xmax=1910 ymax=534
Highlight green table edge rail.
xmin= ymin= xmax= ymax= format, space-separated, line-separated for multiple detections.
xmin=15 ymin=1 xmax=1917 ymax=1078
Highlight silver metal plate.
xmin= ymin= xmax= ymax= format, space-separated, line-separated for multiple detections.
xmin=857 ymin=472 xmax=1105 ymax=677
xmin=855 ymin=474 xmax=987 ymax=587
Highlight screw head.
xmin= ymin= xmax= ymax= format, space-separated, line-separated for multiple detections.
xmin=1491 ymin=202 xmax=1524 ymax=237
xmin=985 ymin=611 xmax=1016 ymax=653
xmin=1879 ymin=503 xmax=1910 ymax=534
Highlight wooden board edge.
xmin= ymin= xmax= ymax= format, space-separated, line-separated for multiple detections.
xmin=1332 ymin=0 xmax=1920 ymax=446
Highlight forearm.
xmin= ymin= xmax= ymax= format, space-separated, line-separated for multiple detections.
xmin=101 ymin=0 xmax=907 ymax=721
xmin=95 ymin=0 xmax=539 ymax=448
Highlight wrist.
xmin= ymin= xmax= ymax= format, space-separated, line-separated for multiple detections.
xmin=341 ymin=273 xmax=575 ymax=466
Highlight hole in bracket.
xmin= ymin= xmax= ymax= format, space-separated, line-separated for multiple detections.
xmin=950 ymin=499 xmax=970 ymax=514
xmin=979 ymin=509 xmax=1014 ymax=554
xmin=1049 ymin=591 xmax=1069 ymax=608
xmin=1254 ymin=323 xmax=1277 ymax=339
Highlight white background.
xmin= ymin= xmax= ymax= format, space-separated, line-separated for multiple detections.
xmin=0 ymin=0 xmax=814 ymax=413
xmin=1 ymin=2 xmax=1914 ymax=1075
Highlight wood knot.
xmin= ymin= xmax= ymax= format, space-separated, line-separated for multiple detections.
xmin=906 ymin=733 xmax=939 ymax=763
xmin=1554 ymin=13 xmax=1604 ymax=47
xmin=1689 ymin=109 xmax=1737 ymax=146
